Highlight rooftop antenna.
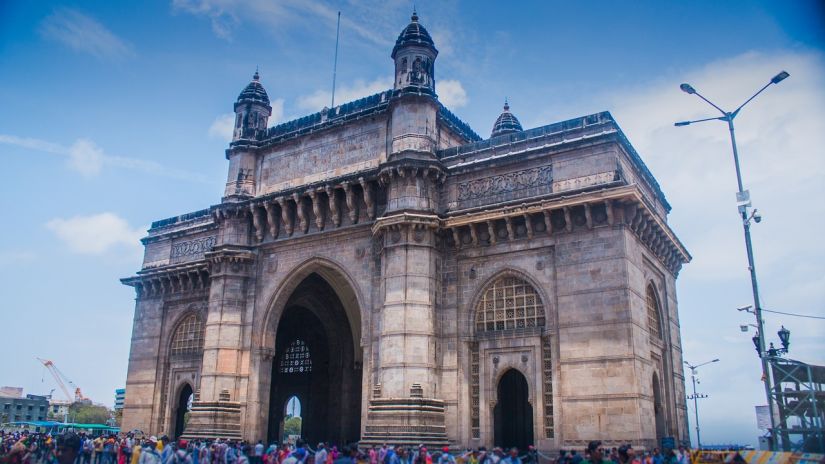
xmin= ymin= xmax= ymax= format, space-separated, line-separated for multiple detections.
xmin=331 ymin=11 xmax=341 ymax=108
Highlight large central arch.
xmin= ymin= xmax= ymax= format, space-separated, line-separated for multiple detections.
xmin=264 ymin=263 xmax=363 ymax=445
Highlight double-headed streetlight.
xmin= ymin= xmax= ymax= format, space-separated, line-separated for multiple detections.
xmin=676 ymin=71 xmax=790 ymax=449
xmin=684 ymin=358 xmax=719 ymax=449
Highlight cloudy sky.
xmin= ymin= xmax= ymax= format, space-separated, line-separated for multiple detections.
xmin=1 ymin=0 xmax=823 ymax=446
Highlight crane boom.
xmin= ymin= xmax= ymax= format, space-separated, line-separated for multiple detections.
xmin=37 ymin=357 xmax=86 ymax=402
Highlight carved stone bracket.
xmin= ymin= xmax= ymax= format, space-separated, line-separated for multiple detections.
xmin=122 ymin=262 xmax=210 ymax=299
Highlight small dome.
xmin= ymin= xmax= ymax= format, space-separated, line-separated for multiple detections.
xmin=236 ymin=71 xmax=270 ymax=106
xmin=491 ymin=100 xmax=523 ymax=137
xmin=391 ymin=10 xmax=437 ymax=59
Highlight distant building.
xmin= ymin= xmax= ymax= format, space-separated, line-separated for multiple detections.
xmin=114 ymin=389 xmax=126 ymax=411
xmin=1 ymin=394 xmax=48 ymax=423
xmin=0 ymin=387 xmax=23 ymax=398
xmin=49 ymin=400 xmax=71 ymax=420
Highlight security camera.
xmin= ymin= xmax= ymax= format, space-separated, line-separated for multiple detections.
xmin=737 ymin=305 xmax=753 ymax=312
xmin=753 ymin=210 xmax=762 ymax=223
xmin=740 ymin=325 xmax=749 ymax=332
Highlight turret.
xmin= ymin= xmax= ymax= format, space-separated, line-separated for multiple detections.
xmin=392 ymin=10 xmax=438 ymax=94
xmin=491 ymin=99 xmax=524 ymax=138
xmin=225 ymin=71 xmax=271 ymax=199
xmin=232 ymin=71 xmax=272 ymax=142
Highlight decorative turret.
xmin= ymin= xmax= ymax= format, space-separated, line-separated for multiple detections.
xmin=392 ymin=10 xmax=438 ymax=94
xmin=232 ymin=71 xmax=272 ymax=142
xmin=491 ymin=99 xmax=524 ymax=138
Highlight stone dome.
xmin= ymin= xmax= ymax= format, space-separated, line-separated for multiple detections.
xmin=491 ymin=101 xmax=523 ymax=137
xmin=391 ymin=11 xmax=437 ymax=59
xmin=236 ymin=71 xmax=270 ymax=106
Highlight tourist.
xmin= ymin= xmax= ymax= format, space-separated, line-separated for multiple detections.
xmin=412 ymin=447 xmax=430 ymax=464
xmin=651 ymin=450 xmax=662 ymax=464
xmin=369 ymin=447 xmax=378 ymax=464
xmin=436 ymin=448 xmax=454 ymax=464
xmin=314 ymin=443 xmax=327 ymax=464
xmin=503 ymin=448 xmax=521 ymax=464
xmin=569 ymin=450 xmax=582 ymax=464
xmin=138 ymin=438 xmax=161 ymax=464
xmin=523 ymin=446 xmax=537 ymax=464
xmin=675 ymin=447 xmax=689 ymax=464
xmin=584 ymin=441 xmax=610 ymax=464
xmin=55 ymin=432 xmax=80 ymax=464
xmin=383 ymin=446 xmax=400 ymax=464
xmin=131 ymin=440 xmax=142 ymax=464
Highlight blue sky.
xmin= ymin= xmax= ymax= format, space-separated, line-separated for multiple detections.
xmin=1 ymin=0 xmax=823 ymax=446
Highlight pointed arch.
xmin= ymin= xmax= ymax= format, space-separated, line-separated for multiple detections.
xmin=170 ymin=312 xmax=204 ymax=358
xmin=646 ymin=282 xmax=663 ymax=339
xmin=474 ymin=273 xmax=546 ymax=332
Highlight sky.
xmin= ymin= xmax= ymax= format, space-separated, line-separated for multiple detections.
xmin=1 ymin=0 xmax=824 ymax=447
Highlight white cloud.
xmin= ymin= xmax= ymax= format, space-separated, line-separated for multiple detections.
xmin=46 ymin=213 xmax=145 ymax=255
xmin=601 ymin=50 xmax=825 ymax=441
xmin=0 ymin=134 xmax=209 ymax=183
xmin=297 ymin=77 xmax=392 ymax=112
xmin=39 ymin=8 xmax=134 ymax=59
xmin=172 ymin=0 xmax=392 ymax=46
xmin=68 ymin=138 xmax=105 ymax=177
xmin=209 ymin=98 xmax=285 ymax=141
xmin=209 ymin=113 xmax=236 ymax=141
xmin=438 ymin=79 xmax=468 ymax=108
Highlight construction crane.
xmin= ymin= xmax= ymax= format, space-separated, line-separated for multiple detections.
xmin=37 ymin=358 xmax=87 ymax=403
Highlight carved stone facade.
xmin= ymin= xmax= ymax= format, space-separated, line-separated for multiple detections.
xmin=121 ymin=13 xmax=691 ymax=450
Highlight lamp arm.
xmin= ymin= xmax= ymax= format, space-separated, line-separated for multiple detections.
xmin=732 ymin=81 xmax=773 ymax=118
xmin=693 ymin=90 xmax=727 ymax=116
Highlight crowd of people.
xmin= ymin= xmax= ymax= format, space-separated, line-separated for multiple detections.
xmin=0 ymin=430 xmax=696 ymax=464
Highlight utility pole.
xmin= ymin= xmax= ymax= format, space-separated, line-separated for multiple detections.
xmin=684 ymin=359 xmax=719 ymax=449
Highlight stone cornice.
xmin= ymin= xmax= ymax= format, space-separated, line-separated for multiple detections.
xmin=121 ymin=261 xmax=210 ymax=299
xmin=440 ymin=184 xmax=690 ymax=276
xmin=371 ymin=212 xmax=440 ymax=234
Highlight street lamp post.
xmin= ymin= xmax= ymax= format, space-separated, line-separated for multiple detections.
xmin=684 ymin=359 xmax=719 ymax=449
xmin=676 ymin=71 xmax=789 ymax=450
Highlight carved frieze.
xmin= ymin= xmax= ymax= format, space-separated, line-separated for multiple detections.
xmin=171 ymin=236 xmax=217 ymax=261
xmin=457 ymin=165 xmax=552 ymax=208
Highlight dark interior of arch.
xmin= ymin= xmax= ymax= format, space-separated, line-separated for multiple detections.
xmin=268 ymin=273 xmax=362 ymax=445
xmin=494 ymin=369 xmax=533 ymax=451
xmin=174 ymin=383 xmax=193 ymax=439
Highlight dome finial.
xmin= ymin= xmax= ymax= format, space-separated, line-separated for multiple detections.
xmin=411 ymin=6 xmax=418 ymax=22
xmin=253 ymin=67 xmax=260 ymax=81
xmin=504 ymin=97 xmax=509 ymax=111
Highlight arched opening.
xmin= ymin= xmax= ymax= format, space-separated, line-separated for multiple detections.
xmin=653 ymin=372 xmax=666 ymax=440
xmin=646 ymin=284 xmax=663 ymax=339
xmin=268 ymin=272 xmax=362 ymax=445
xmin=494 ymin=369 xmax=533 ymax=451
xmin=281 ymin=396 xmax=302 ymax=444
xmin=173 ymin=384 xmax=193 ymax=439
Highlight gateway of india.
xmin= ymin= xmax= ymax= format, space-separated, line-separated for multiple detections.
xmin=121 ymin=12 xmax=692 ymax=451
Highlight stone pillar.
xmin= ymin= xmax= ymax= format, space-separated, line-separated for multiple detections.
xmin=363 ymin=90 xmax=449 ymax=445
xmin=181 ymin=245 xmax=254 ymax=440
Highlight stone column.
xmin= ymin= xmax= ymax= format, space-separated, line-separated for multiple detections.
xmin=182 ymin=245 xmax=254 ymax=440
xmin=362 ymin=164 xmax=448 ymax=446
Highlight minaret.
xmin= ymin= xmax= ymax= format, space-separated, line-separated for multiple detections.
xmin=365 ymin=11 xmax=449 ymax=447
xmin=224 ymin=71 xmax=272 ymax=200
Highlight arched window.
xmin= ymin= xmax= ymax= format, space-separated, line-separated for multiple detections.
xmin=476 ymin=276 xmax=545 ymax=332
xmin=279 ymin=339 xmax=312 ymax=374
xmin=171 ymin=314 xmax=204 ymax=357
xmin=646 ymin=284 xmax=663 ymax=339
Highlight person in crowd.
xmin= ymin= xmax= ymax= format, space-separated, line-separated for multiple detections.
xmin=651 ymin=449 xmax=663 ymax=464
xmin=503 ymin=448 xmax=521 ymax=464
xmin=55 ymin=433 xmax=79 ymax=464
xmin=315 ymin=443 xmax=327 ymax=464
xmin=130 ymin=439 xmax=142 ymax=464
xmin=138 ymin=438 xmax=161 ymax=464
xmin=584 ymin=441 xmax=611 ymax=464
xmin=436 ymin=448 xmax=454 ymax=464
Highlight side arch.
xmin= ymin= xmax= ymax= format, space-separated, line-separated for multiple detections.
xmin=467 ymin=267 xmax=551 ymax=335
xmin=645 ymin=281 xmax=664 ymax=339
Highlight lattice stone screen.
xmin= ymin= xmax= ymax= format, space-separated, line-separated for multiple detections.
xmin=476 ymin=276 xmax=545 ymax=332
xmin=646 ymin=284 xmax=662 ymax=339
xmin=171 ymin=314 xmax=204 ymax=357
xmin=279 ymin=339 xmax=313 ymax=374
